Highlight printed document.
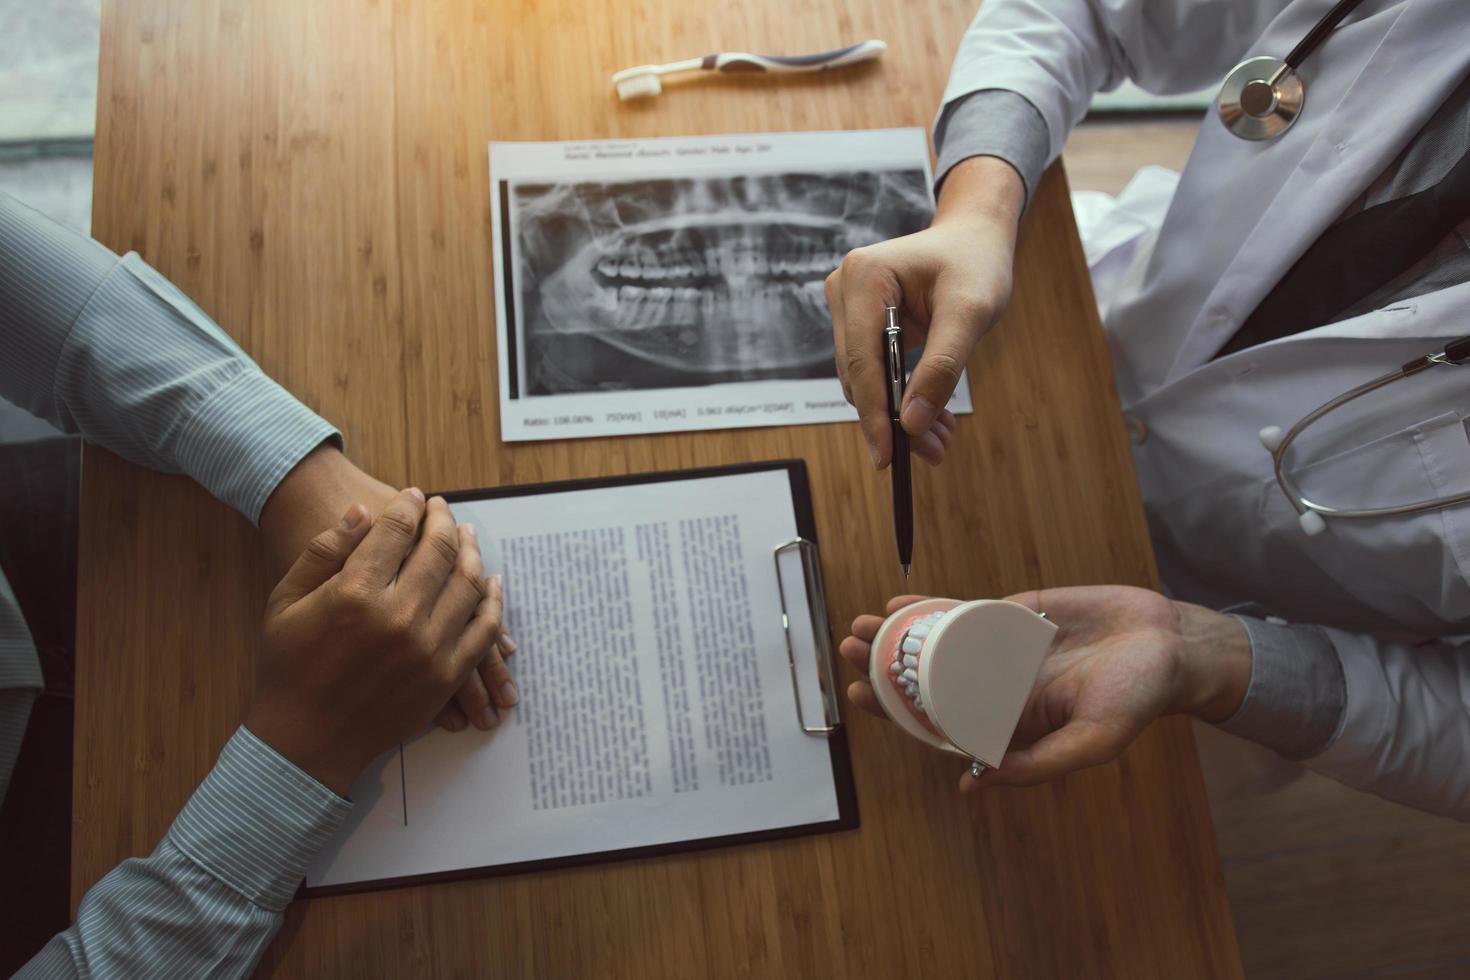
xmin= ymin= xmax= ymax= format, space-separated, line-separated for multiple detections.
xmin=307 ymin=468 xmax=844 ymax=890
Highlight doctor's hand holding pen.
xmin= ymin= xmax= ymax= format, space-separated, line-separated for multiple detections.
xmin=246 ymin=489 xmax=517 ymax=796
xmin=838 ymin=587 xmax=1253 ymax=792
xmin=826 ymin=155 xmax=1025 ymax=469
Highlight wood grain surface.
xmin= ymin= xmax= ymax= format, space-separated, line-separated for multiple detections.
xmin=78 ymin=0 xmax=1242 ymax=976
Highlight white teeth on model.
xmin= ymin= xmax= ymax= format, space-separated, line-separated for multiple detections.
xmin=894 ymin=612 xmax=948 ymax=714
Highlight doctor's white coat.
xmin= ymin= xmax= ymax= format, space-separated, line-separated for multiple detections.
xmin=946 ymin=0 xmax=1470 ymax=817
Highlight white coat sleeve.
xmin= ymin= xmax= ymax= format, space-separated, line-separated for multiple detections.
xmin=941 ymin=0 xmax=1290 ymax=163
xmin=1307 ymin=627 xmax=1470 ymax=820
xmin=1219 ymin=616 xmax=1470 ymax=820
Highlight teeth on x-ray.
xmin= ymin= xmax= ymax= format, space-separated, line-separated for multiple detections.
xmin=511 ymin=170 xmax=931 ymax=396
xmin=574 ymin=217 xmax=841 ymax=356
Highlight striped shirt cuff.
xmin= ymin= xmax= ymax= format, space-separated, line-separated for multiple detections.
xmin=174 ymin=368 xmax=341 ymax=525
xmin=54 ymin=250 xmax=341 ymax=526
xmin=1219 ymin=616 xmax=1347 ymax=760
xmin=167 ymin=726 xmax=351 ymax=911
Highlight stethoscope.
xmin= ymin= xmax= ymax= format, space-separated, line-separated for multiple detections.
xmin=1259 ymin=337 xmax=1470 ymax=534
xmin=1217 ymin=0 xmax=1370 ymax=141
xmin=1219 ymin=0 xmax=1470 ymax=532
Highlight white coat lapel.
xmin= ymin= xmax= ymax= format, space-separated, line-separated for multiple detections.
xmin=1164 ymin=0 xmax=1470 ymax=381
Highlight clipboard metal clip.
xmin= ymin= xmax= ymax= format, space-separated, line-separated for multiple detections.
xmin=774 ymin=537 xmax=842 ymax=736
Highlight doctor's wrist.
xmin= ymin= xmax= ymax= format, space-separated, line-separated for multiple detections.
xmin=933 ymin=156 xmax=1025 ymax=233
xmin=1169 ymin=601 xmax=1253 ymax=724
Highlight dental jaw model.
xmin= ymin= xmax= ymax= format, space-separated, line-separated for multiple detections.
xmin=868 ymin=599 xmax=1057 ymax=776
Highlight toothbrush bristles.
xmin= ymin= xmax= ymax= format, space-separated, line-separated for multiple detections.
xmin=615 ymin=73 xmax=663 ymax=101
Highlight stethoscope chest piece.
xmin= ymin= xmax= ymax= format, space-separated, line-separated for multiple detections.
xmin=1218 ymin=56 xmax=1304 ymax=141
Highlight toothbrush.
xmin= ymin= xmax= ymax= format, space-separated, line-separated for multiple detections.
xmin=612 ymin=39 xmax=887 ymax=101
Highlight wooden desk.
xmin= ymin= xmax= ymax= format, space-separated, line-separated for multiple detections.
xmin=78 ymin=1 xmax=1241 ymax=975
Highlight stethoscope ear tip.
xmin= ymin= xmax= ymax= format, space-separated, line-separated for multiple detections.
xmin=1298 ymin=510 xmax=1327 ymax=536
xmin=1259 ymin=425 xmax=1285 ymax=453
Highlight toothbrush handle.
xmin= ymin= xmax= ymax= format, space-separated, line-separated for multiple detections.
xmin=704 ymin=39 xmax=886 ymax=74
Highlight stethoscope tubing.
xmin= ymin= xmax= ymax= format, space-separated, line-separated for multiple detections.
xmin=1284 ymin=0 xmax=1371 ymax=69
xmin=1268 ymin=341 xmax=1470 ymax=522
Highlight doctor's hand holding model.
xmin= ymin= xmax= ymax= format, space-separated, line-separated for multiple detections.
xmin=831 ymin=0 xmax=1470 ymax=819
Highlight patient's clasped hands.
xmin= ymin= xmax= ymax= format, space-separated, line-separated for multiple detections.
xmin=247 ymin=489 xmax=516 ymax=796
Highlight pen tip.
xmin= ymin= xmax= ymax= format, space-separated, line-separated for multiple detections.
xmin=901 ymin=563 xmax=911 ymax=578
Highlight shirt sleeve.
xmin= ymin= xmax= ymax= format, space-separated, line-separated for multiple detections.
xmin=1219 ymin=615 xmax=1470 ymax=821
xmin=0 ymin=686 xmax=37 ymax=807
xmin=1307 ymin=627 xmax=1470 ymax=821
xmin=1218 ymin=615 xmax=1346 ymax=759
xmin=938 ymin=0 xmax=1285 ymax=165
xmin=933 ymin=89 xmax=1052 ymax=207
xmin=0 ymin=192 xmax=339 ymax=525
xmin=15 ymin=726 xmax=351 ymax=979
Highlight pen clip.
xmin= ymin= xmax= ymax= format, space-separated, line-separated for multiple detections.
xmin=884 ymin=307 xmax=903 ymax=421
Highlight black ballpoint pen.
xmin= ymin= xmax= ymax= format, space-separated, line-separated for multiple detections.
xmin=884 ymin=306 xmax=914 ymax=577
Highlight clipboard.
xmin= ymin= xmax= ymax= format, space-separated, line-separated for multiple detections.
xmin=302 ymin=459 xmax=857 ymax=898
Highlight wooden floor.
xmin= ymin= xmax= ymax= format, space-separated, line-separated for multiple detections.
xmin=1063 ymin=115 xmax=1201 ymax=195
xmin=1064 ymin=113 xmax=1470 ymax=980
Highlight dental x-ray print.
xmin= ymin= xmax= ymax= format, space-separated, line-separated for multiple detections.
xmin=506 ymin=169 xmax=931 ymax=396
xmin=489 ymin=130 xmax=973 ymax=441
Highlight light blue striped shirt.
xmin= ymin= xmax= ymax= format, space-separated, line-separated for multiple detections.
xmin=2 ymin=192 xmax=352 ymax=977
